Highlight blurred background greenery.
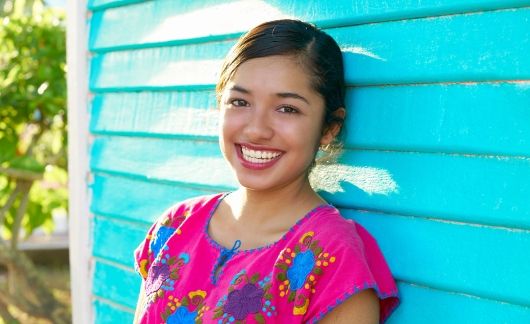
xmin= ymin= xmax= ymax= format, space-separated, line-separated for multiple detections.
xmin=0 ymin=0 xmax=69 ymax=322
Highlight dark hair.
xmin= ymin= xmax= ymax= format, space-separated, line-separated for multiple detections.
xmin=216 ymin=19 xmax=346 ymax=145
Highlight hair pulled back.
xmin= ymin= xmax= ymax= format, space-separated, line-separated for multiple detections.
xmin=216 ymin=19 xmax=346 ymax=142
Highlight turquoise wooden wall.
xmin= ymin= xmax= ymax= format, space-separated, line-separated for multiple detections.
xmin=87 ymin=0 xmax=530 ymax=322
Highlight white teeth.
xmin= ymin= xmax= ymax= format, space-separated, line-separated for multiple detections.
xmin=241 ymin=146 xmax=281 ymax=163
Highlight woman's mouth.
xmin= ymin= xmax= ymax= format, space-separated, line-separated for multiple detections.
xmin=236 ymin=144 xmax=283 ymax=169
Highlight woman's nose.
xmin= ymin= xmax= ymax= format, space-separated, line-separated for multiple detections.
xmin=243 ymin=108 xmax=273 ymax=141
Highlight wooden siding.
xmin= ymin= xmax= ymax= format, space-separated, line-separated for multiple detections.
xmin=87 ymin=0 xmax=530 ymax=322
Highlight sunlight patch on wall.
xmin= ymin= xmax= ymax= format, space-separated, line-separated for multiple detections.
xmin=311 ymin=164 xmax=399 ymax=195
xmin=341 ymin=46 xmax=387 ymax=61
xmin=143 ymin=0 xmax=293 ymax=43
xmin=147 ymin=59 xmax=222 ymax=86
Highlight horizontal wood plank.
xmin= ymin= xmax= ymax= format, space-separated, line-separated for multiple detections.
xmin=345 ymin=210 xmax=530 ymax=307
xmin=346 ymin=81 xmax=530 ymax=156
xmin=90 ymin=90 xmax=218 ymax=139
xmin=332 ymin=7 xmax=530 ymax=86
xmin=93 ymin=299 xmax=134 ymax=323
xmin=388 ymin=282 xmax=530 ymax=323
xmin=92 ymin=215 xmax=148 ymax=267
xmin=93 ymin=260 xmax=140 ymax=310
xmin=89 ymin=41 xmax=232 ymax=92
xmin=90 ymin=136 xmax=530 ymax=228
xmin=90 ymin=81 xmax=530 ymax=156
xmin=90 ymin=136 xmax=237 ymax=190
xmin=89 ymin=8 xmax=530 ymax=90
xmin=90 ymin=174 xmax=217 ymax=224
xmin=318 ymin=150 xmax=530 ymax=229
xmin=89 ymin=0 xmax=530 ymax=51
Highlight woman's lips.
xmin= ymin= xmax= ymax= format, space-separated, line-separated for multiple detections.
xmin=235 ymin=144 xmax=283 ymax=170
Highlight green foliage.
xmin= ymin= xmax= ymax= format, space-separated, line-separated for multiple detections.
xmin=0 ymin=1 xmax=66 ymax=238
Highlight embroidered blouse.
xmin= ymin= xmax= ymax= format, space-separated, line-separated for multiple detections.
xmin=134 ymin=193 xmax=399 ymax=323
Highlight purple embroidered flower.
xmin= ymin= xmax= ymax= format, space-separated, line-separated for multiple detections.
xmin=145 ymin=263 xmax=170 ymax=295
xmin=167 ymin=306 xmax=197 ymax=324
xmin=287 ymin=250 xmax=315 ymax=290
xmin=150 ymin=226 xmax=176 ymax=257
xmin=223 ymin=283 xmax=264 ymax=320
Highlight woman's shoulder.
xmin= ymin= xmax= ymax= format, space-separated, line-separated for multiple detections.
xmin=284 ymin=205 xmax=399 ymax=322
xmin=296 ymin=204 xmax=364 ymax=248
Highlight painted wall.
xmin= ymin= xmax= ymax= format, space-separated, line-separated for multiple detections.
xmin=85 ymin=0 xmax=530 ymax=322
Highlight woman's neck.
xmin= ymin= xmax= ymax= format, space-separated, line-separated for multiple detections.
xmin=225 ymin=178 xmax=325 ymax=229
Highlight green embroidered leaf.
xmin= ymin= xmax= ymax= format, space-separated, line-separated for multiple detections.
xmin=294 ymin=245 xmax=301 ymax=253
xmin=314 ymin=246 xmax=323 ymax=256
xmin=309 ymin=241 xmax=315 ymax=250
xmin=181 ymin=297 xmax=189 ymax=307
xmin=264 ymin=293 xmax=273 ymax=300
xmin=250 ymin=273 xmax=260 ymax=284
xmin=213 ymin=309 xmax=224 ymax=319
xmin=288 ymin=291 xmax=296 ymax=302
xmin=277 ymin=272 xmax=286 ymax=281
xmin=314 ymin=267 xmax=323 ymax=275
xmin=255 ymin=313 xmax=266 ymax=324
xmin=276 ymin=263 xmax=288 ymax=271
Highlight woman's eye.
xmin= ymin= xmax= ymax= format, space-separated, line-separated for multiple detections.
xmin=278 ymin=106 xmax=299 ymax=114
xmin=230 ymin=99 xmax=249 ymax=107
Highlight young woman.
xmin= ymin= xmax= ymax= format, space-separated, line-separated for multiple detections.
xmin=134 ymin=19 xmax=399 ymax=323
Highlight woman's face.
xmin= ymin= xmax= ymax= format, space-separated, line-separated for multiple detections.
xmin=219 ymin=55 xmax=330 ymax=192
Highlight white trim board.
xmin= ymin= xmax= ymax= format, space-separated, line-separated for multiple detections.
xmin=66 ymin=0 xmax=92 ymax=323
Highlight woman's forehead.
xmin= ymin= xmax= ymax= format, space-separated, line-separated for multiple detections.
xmin=226 ymin=56 xmax=316 ymax=95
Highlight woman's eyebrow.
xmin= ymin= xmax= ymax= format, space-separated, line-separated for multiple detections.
xmin=228 ymin=85 xmax=310 ymax=105
xmin=276 ymin=92 xmax=310 ymax=105
xmin=228 ymin=85 xmax=250 ymax=94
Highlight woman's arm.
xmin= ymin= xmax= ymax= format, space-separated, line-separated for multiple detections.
xmin=133 ymin=281 xmax=146 ymax=324
xmin=318 ymin=289 xmax=379 ymax=324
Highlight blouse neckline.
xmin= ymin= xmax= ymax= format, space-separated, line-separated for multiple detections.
xmin=203 ymin=192 xmax=334 ymax=254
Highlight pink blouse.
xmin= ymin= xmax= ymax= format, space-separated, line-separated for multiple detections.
xmin=134 ymin=193 xmax=399 ymax=323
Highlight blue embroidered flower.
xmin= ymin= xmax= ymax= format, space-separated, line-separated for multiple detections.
xmin=287 ymin=250 xmax=315 ymax=290
xmin=167 ymin=306 xmax=197 ymax=324
xmin=150 ymin=226 xmax=176 ymax=257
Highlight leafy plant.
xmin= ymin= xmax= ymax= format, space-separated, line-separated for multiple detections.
xmin=0 ymin=0 xmax=66 ymax=245
xmin=0 ymin=0 xmax=69 ymax=322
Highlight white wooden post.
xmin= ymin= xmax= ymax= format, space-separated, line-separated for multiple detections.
xmin=66 ymin=0 xmax=92 ymax=323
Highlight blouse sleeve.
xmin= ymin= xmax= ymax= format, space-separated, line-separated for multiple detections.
xmin=133 ymin=203 xmax=190 ymax=280
xmin=305 ymin=221 xmax=400 ymax=323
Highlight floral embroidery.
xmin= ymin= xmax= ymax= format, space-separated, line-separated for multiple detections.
xmin=149 ymin=209 xmax=190 ymax=258
xmin=275 ymin=231 xmax=336 ymax=315
xmin=137 ymin=259 xmax=149 ymax=279
xmin=150 ymin=226 xmax=176 ymax=257
xmin=224 ymin=283 xmax=264 ymax=320
xmin=146 ymin=251 xmax=190 ymax=302
xmin=162 ymin=290 xmax=208 ymax=324
xmin=288 ymin=250 xmax=315 ymax=290
xmin=145 ymin=262 xmax=170 ymax=296
xmin=214 ymin=270 xmax=276 ymax=323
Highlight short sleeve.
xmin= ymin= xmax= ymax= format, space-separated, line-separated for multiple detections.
xmin=305 ymin=221 xmax=399 ymax=323
xmin=133 ymin=203 xmax=190 ymax=280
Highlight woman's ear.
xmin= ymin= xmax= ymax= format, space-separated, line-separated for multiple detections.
xmin=320 ymin=107 xmax=345 ymax=145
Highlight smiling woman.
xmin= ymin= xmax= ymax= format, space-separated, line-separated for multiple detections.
xmin=133 ymin=19 xmax=399 ymax=324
